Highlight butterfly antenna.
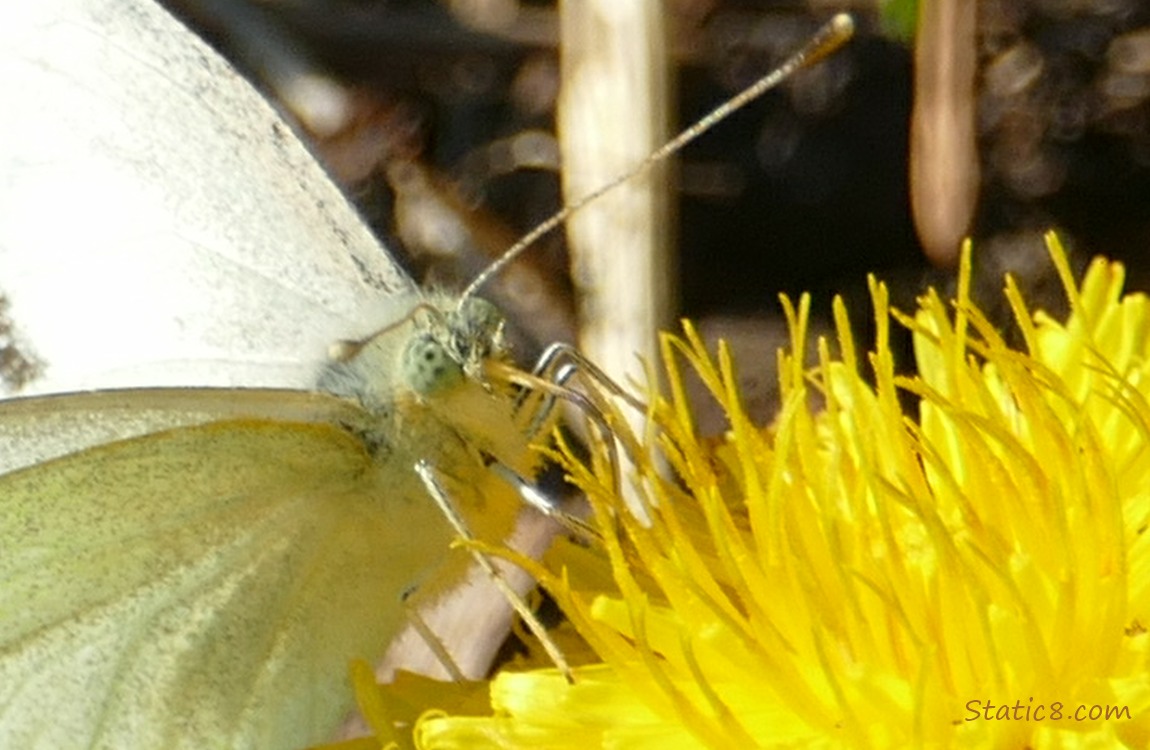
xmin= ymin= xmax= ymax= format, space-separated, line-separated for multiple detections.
xmin=459 ymin=12 xmax=855 ymax=303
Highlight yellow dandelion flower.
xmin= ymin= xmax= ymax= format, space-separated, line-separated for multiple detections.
xmin=415 ymin=232 xmax=1150 ymax=749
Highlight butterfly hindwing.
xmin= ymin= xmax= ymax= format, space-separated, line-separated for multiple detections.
xmin=0 ymin=413 xmax=452 ymax=749
xmin=0 ymin=388 xmax=372 ymax=475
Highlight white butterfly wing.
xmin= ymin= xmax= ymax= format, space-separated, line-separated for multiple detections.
xmin=0 ymin=0 xmax=413 ymax=396
xmin=0 ymin=3 xmax=545 ymax=743
xmin=0 ymin=394 xmax=452 ymax=750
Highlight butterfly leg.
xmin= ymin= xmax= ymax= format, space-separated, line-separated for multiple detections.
xmin=521 ymin=341 xmax=646 ymax=440
xmin=398 ymin=589 xmax=468 ymax=682
xmin=414 ymin=460 xmax=574 ymax=682
xmin=509 ymin=341 xmax=660 ymax=524
xmin=504 ymin=342 xmax=641 ymax=500
xmin=485 ymin=460 xmax=600 ymax=543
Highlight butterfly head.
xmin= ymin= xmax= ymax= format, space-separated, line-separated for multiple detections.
xmin=401 ymin=297 xmax=506 ymax=396
xmin=318 ymin=294 xmax=510 ymax=412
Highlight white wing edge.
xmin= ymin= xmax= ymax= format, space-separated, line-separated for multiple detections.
xmin=0 ymin=387 xmax=366 ymax=474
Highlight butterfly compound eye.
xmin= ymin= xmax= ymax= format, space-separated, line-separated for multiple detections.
xmin=403 ymin=334 xmax=464 ymax=396
xmin=448 ymin=298 xmax=503 ymax=357
xmin=453 ymin=298 xmax=502 ymax=334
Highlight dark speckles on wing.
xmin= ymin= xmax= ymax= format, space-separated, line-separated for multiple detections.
xmin=0 ymin=295 xmax=45 ymax=394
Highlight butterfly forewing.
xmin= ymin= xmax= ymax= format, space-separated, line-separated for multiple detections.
xmin=0 ymin=1 xmax=412 ymax=397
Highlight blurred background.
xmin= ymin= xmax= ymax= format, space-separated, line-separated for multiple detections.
xmin=158 ymin=0 xmax=1150 ymax=430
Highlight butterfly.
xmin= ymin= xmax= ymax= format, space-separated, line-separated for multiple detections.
xmin=0 ymin=2 xmax=551 ymax=748
xmin=0 ymin=4 xmax=855 ymax=747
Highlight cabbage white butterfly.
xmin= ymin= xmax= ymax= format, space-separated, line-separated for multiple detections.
xmin=1 ymin=1 xmax=539 ymax=747
xmin=0 ymin=2 xmax=854 ymax=747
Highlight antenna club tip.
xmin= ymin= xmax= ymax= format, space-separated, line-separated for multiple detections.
xmin=831 ymin=13 xmax=855 ymax=39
